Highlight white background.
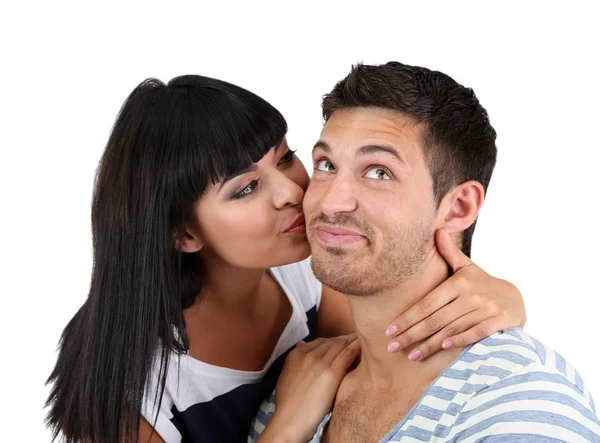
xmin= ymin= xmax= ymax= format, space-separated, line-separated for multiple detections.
xmin=1 ymin=1 xmax=599 ymax=440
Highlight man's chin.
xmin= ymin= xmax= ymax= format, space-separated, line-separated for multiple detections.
xmin=322 ymin=244 xmax=355 ymax=257
xmin=310 ymin=251 xmax=373 ymax=295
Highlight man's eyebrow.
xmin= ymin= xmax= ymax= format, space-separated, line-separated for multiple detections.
xmin=219 ymin=164 xmax=258 ymax=191
xmin=313 ymin=141 xmax=405 ymax=165
xmin=312 ymin=140 xmax=331 ymax=154
xmin=357 ymin=144 xmax=405 ymax=165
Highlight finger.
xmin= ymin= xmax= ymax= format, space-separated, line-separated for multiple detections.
xmin=436 ymin=227 xmax=473 ymax=273
xmin=322 ymin=335 xmax=359 ymax=365
xmin=442 ymin=315 xmax=510 ymax=350
xmin=388 ymin=295 xmax=480 ymax=353
xmin=330 ymin=339 xmax=361 ymax=374
xmin=407 ymin=310 xmax=500 ymax=361
xmin=309 ymin=334 xmax=356 ymax=358
xmin=385 ymin=231 xmax=480 ymax=338
xmin=384 ymin=230 xmax=479 ymax=337
xmin=385 ymin=282 xmax=459 ymax=337
xmin=298 ymin=337 xmax=327 ymax=353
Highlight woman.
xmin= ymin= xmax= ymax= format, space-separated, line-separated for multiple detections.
xmin=45 ymin=75 xmax=525 ymax=443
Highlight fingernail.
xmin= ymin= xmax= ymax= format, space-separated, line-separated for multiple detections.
xmin=408 ymin=349 xmax=422 ymax=361
xmin=442 ymin=340 xmax=453 ymax=349
xmin=387 ymin=340 xmax=401 ymax=353
xmin=385 ymin=325 xmax=399 ymax=336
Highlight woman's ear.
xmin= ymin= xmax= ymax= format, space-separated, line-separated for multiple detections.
xmin=439 ymin=180 xmax=485 ymax=234
xmin=174 ymin=219 xmax=204 ymax=253
xmin=176 ymin=231 xmax=204 ymax=253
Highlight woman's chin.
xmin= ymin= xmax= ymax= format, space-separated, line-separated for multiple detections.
xmin=271 ymin=238 xmax=311 ymax=267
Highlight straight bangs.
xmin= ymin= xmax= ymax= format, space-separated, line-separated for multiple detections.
xmin=166 ymin=75 xmax=288 ymax=206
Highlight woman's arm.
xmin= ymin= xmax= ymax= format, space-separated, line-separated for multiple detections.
xmin=317 ymin=228 xmax=526 ymax=360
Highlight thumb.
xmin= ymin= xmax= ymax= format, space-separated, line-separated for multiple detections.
xmin=435 ymin=228 xmax=472 ymax=273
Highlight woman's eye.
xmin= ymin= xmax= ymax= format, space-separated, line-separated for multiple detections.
xmin=277 ymin=149 xmax=296 ymax=166
xmin=232 ymin=179 xmax=259 ymax=200
xmin=316 ymin=160 xmax=336 ymax=173
xmin=365 ymin=167 xmax=390 ymax=180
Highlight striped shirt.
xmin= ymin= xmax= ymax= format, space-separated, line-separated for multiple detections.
xmin=250 ymin=328 xmax=600 ymax=442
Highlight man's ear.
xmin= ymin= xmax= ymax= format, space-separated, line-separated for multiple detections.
xmin=439 ymin=180 xmax=485 ymax=234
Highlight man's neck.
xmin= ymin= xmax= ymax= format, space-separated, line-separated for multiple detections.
xmin=348 ymin=251 xmax=464 ymax=390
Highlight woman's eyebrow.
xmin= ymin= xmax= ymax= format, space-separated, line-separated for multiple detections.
xmin=219 ymin=164 xmax=258 ymax=190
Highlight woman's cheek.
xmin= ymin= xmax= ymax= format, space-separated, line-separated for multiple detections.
xmin=246 ymin=201 xmax=278 ymax=239
xmin=227 ymin=202 xmax=278 ymax=251
xmin=291 ymin=163 xmax=310 ymax=191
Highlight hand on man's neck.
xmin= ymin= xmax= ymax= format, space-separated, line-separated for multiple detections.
xmin=346 ymin=249 xmax=465 ymax=391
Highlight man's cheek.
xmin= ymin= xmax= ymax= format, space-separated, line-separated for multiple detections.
xmin=302 ymin=183 xmax=321 ymax=216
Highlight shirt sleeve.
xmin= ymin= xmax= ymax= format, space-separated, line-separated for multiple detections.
xmin=272 ymin=257 xmax=323 ymax=312
xmin=295 ymin=257 xmax=323 ymax=311
xmin=248 ymin=390 xmax=277 ymax=443
xmin=447 ymin=364 xmax=600 ymax=442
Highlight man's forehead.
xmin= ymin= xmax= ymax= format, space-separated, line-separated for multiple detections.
xmin=318 ymin=108 xmax=425 ymax=155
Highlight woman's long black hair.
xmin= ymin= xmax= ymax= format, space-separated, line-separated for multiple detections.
xmin=45 ymin=75 xmax=287 ymax=442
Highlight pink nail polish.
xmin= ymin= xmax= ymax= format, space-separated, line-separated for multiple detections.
xmin=442 ymin=340 xmax=453 ymax=349
xmin=385 ymin=325 xmax=399 ymax=336
xmin=387 ymin=341 xmax=400 ymax=353
xmin=408 ymin=349 xmax=422 ymax=361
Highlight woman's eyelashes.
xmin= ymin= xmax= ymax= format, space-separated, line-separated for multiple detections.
xmin=230 ymin=150 xmax=296 ymax=200
xmin=277 ymin=149 xmax=297 ymax=166
xmin=231 ymin=179 xmax=260 ymax=200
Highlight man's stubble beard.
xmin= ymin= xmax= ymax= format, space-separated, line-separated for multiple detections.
xmin=309 ymin=218 xmax=436 ymax=297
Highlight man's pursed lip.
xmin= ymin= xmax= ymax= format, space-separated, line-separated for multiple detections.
xmin=314 ymin=225 xmax=368 ymax=247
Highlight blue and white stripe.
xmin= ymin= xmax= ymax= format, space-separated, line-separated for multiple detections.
xmin=250 ymin=328 xmax=600 ymax=442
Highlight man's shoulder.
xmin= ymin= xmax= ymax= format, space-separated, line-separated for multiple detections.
xmin=464 ymin=328 xmax=594 ymax=407
xmin=468 ymin=327 xmax=554 ymax=368
xmin=440 ymin=328 xmax=600 ymax=442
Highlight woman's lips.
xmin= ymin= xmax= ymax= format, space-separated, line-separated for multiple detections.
xmin=284 ymin=214 xmax=306 ymax=234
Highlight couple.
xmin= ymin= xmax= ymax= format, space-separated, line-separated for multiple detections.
xmin=45 ymin=62 xmax=598 ymax=443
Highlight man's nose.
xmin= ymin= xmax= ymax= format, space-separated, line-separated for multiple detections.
xmin=320 ymin=175 xmax=358 ymax=218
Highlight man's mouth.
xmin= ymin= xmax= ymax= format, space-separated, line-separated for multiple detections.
xmin=314 ymin=225 xmax=368 ymax=247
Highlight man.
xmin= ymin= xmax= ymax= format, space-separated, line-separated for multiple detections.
xmin=253 ymin=62 xmax=600 ymax=442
